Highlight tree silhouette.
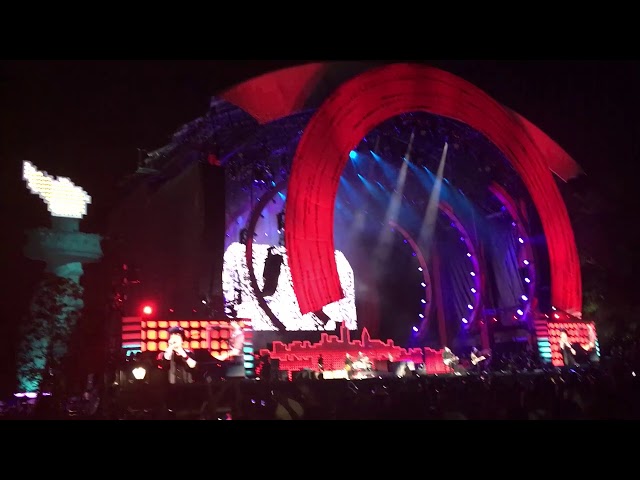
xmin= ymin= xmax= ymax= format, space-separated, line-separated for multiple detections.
xmin=561 ymin=177 xmax=639 ymax=349
xmin=16 ymin=272 xmax=83 ymax=395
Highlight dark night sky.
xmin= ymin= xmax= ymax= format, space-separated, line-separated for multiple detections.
xmin=1 ymin=60 xmax=638 ymax=370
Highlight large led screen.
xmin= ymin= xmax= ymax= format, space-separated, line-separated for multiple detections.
xmin=222 ymin=242 xmax=357 ymax=331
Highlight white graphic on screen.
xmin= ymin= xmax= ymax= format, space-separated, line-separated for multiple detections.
xmin=222 ymin=242 xmax=357 ymax=331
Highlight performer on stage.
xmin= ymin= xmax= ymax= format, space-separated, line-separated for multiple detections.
xmin=581 ymin=324 xmax=599 ymax=364
xmin=157 ymin=326 xmax=197 ymax=384
xmin=442 ymin=346 xmax=461 ymax=374
xmin=257 ymin=351 xmax=272 ymax=381
xmin=470 ymin=346 xmax=487 ymax=372
xmin=559 ymin=329 xmax=577 ymax=367
xmin=229 ymin=321 xmax=245 ymax=358
xmin=344 ymin=353 xmax=354 ymax=379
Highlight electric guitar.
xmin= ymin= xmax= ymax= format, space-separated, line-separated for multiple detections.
xmin=471 ymin=355 xmax=486 ymax=365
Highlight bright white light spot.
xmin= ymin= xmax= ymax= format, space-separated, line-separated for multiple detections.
xmin=132 ymin=367 xmax=146 ymax=380
xmin=22 ymin=161 xmax=92 ymax=218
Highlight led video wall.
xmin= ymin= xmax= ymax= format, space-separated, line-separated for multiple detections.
xmin=122 ymin=318 xmax=255 ymax=375
xmin=222 ymin=242 xmax=357 ymax=331
xmin=535 ymin=319 xmax=599 ymax=366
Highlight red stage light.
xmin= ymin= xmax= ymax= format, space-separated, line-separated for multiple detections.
xmin=142 ymin=305 xmax=153 ymax=315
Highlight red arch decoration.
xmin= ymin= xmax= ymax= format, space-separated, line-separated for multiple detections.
xmin=221 ymin=62 xmax=329 ymax=124
xmin=220 ymin=62 xmax=583 ymax=182
xmin=285 ymin=63 xmax=581 ymax=317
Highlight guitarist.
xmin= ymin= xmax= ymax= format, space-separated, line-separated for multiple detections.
xmin=442 ymin=346 xmax=460 ymax=373
xmin=580 ymin=324 xmax=599 ymax=364
xmin=470 ymin=347 xmax=487 ymax=372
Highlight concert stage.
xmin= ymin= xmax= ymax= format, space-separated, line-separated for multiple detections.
xmin=107 ymin=62 xmax=594 ymax=391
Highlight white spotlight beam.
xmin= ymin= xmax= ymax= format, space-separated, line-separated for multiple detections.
xmin=419 ymin=142 xmax=448 ymax=252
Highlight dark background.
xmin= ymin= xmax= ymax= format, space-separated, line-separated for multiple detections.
xmin=1 ymin=60 xmax=638 ymax=394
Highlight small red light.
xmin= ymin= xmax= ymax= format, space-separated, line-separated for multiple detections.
xmin=142 ymin=305 xmax=153 ymax=315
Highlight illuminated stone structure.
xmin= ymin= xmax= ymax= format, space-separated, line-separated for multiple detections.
xmin=17 ymin=161 xmax=103 ymax=392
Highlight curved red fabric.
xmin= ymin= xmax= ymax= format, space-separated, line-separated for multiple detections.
xmin=220 ymin=63 xmax=329 ymax=124
xmin=219 ymin=62 xmax=582 ymax=181
xmin=285 ymin=63 xmax=582 ymax=317
xmin=510 ymin=110 xmax=583 ymax=182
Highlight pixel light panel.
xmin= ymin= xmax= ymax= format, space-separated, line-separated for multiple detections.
xmin=22 ymin=160 xmax=92 ymax=219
